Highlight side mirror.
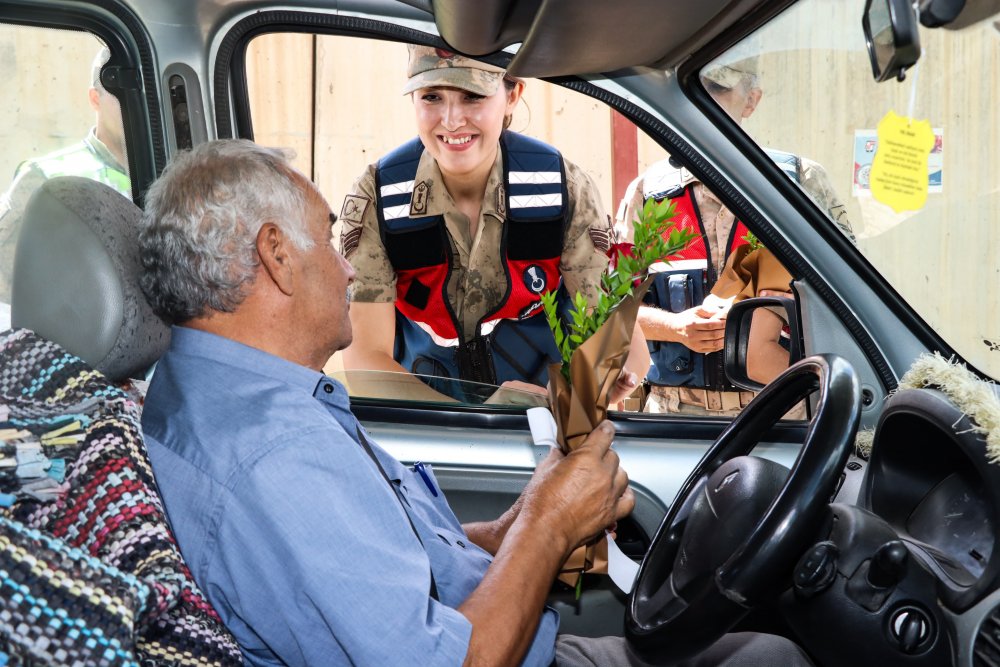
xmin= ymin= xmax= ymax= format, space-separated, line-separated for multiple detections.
xmin=863 ymin=0 xmax=922 ymax=82
xmin=723 ymin=297 xmax=803 ymax=391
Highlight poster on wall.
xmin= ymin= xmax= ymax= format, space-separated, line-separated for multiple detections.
xmin=853 ymin=128 xmax=943 ymax=196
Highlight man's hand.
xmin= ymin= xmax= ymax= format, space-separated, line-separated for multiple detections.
xmin=458 ymin=421 xmax=633 ymax=666
xmin=521 ymin=421 xmax=635 ymax=553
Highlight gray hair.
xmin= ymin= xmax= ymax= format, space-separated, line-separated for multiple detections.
xmin=138 ymin=139 xmax=313 ymax=322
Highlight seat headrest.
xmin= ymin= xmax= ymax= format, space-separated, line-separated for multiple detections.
xmin=11 ymin=176 xmax=170 ymax=382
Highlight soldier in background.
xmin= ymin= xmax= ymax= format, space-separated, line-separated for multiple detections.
xmin=0 ymin=46 xmax=131 ymax=313
xmin=615 ymin=57 xmax=851 ymax=416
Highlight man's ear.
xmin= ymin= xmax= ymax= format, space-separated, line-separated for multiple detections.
xmin=256 ymin=222 xmax=295 ymax=296
xmin=88 ymin=88 xmax=101 ymax=113
xmin=742 ymin=88 xmax=763 ymax=119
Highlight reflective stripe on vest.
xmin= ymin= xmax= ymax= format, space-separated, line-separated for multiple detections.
xmin=28 ymin=140 xmax=131 ymax=198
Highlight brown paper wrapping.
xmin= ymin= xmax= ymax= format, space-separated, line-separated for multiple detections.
xmin=548 ymin=277 xmax=652 ymax=587
xmin=711 ymin=246 xmax=792 ymax=302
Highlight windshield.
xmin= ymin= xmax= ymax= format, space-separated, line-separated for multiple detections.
xmin=704 ymin=0 xmax=999 ymax=380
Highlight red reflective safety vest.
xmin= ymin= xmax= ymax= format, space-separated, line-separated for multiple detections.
xmin=376 ymin=131 xmax=569 ymax=390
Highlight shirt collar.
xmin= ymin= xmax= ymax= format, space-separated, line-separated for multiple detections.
xmin=83 ymin=127 xmax=126 ymax=173
xmin=167 ymin=326 xmax=338 ymax=399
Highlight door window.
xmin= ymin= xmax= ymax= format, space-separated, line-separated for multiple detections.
xmin=0 ymin=24 xmax=131 ymax=329
xmin=244 ymin=32 xmax=799 ymax=418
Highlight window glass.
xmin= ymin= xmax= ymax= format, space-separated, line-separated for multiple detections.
xmin=0 ymin=24 xmax=131 ymax=329
xmin=246 ymin=33 xmax=795 ymax=417
xmin=704 ymin=0 xmax=1000 ymax=380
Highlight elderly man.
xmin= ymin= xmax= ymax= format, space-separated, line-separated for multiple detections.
xmin=138 ymin=139 xmax=812 ymax=667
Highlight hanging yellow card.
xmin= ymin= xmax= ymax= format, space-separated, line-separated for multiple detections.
xmin=869 ymin=110 xmax=935 ymax=213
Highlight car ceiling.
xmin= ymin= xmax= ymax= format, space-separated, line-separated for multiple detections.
xmin=429 ymin=0 xmax=772 ymax=77
xmin=388 ymin=0 xmax=1000 ymax=75
xmin=123 ymin=0 xmax=773 ymax=78
xmin=59 ymin=0 xmax=1000 ymax=80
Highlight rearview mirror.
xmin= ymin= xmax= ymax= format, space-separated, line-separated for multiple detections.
xmin=723 ymin=297 xmax=803 ymax=391
xmin=863 ymin=0 xmax=922 ymax=82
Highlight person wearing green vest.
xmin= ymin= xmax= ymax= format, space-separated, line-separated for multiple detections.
xmin=0 ymin=46 xmax=131 ymax=316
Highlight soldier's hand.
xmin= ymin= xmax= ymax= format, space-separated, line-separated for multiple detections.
xmin=665 ymin=306 xmax=726 ymax=353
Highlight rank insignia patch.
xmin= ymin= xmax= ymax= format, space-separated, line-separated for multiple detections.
xmin=588 ymin=219 xmax=614 ymax=254
xmin=340 ymin=194 xmax=370 ymax=225
xmin=411 ymin=181 xmax=429 ymax=215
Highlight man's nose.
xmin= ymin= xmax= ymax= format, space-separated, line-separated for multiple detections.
xmin=340 ymin=253 xmax=357 ymax=282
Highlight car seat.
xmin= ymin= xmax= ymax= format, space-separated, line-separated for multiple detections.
xmin=0 ymin=177 xmax=242 ymax=666
xmin=10 ymin=176 xmax=169 ymax=379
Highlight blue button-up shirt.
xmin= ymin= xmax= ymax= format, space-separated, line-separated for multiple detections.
xmin=142 ymin=327 xmax=558 ymax=666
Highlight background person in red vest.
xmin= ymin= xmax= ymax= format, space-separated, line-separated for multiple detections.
xmin=615 ymin=57 xmax=850 ymax=416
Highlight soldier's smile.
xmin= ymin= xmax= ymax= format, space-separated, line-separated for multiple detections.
xmin=439 ymin=133 xmax=477 ymax=151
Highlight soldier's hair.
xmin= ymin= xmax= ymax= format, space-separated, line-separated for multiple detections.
xmin=138 ymin=139 xmax=313 ymax=322
xmin=502 ymin=76 xmax=520 ymax=130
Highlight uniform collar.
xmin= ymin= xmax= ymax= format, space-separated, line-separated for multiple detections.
xmin=83 ymin=127 xmax=126 ymax=173
xmin=410 ymin=144 xmax=505 ymax=221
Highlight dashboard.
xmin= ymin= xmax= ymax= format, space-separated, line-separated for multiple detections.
xmin=783 ymin=384 xmax=1000 ymax=667
xmin=865 ymin=386 xmax=1000 ymax=607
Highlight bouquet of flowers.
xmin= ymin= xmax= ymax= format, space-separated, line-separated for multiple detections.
xmin=540 ymin=197 xmax=696 ymax=451
xmin=537 ymin=197 xmax=696 ymax=593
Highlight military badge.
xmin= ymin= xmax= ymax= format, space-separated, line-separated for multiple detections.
xmin=340 ymin=194 xmax=370 ymax=225
xmin=411 ymin=181 xmax=429 ymax=215
xmin=340 ymin=224 xmax=362 ymax=259
xmin=588 ymin=219 xmax=613 ymax=254
xmin=523 ymin=265 xmax=547 ymax=294
xmin=496 ymin=184 xmax=506 ymax=217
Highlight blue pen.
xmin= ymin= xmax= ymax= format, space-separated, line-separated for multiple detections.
xmin=412 ymin=462 xmax=438 ymax=497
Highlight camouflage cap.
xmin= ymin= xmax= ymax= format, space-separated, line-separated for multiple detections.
xmin=702 ymin=56 xmax=759 ymax=89
xmin=402 ymin=45 xmax=506 ymax=96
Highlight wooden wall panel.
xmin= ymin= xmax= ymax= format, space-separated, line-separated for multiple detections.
xmin=245 ymin=33 xmax=316 ymax=178
xmin=311 ymin=38 xmax=413 ymax=209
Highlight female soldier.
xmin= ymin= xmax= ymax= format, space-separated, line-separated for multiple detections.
xmin=338 ymin=45 xmax=645 ymax=401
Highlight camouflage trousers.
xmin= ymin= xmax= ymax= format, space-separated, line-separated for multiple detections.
xmin=644 ymin=385 xmax=754 ymax=417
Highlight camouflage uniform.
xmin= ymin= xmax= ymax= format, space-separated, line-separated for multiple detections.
xmin=615 ymin=156 xmax=851 ymax=416
xmin=0 ymin=128 xmax=131 ymax=303
xmin=340 ymin=145 xmax=613 ymax=345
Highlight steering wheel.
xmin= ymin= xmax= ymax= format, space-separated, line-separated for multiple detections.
xmin=625 ymin=354 xmax=861 ymax=660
